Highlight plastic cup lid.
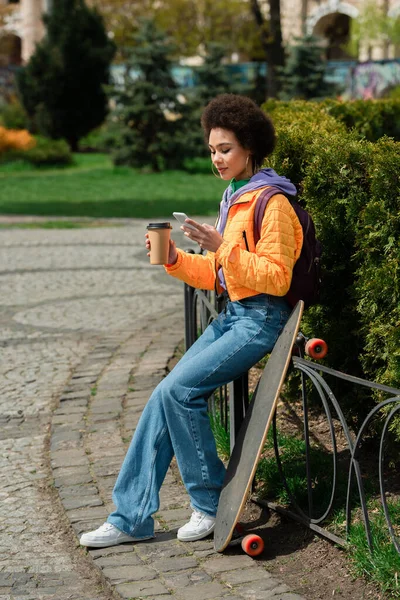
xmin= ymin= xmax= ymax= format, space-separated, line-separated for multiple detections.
xmin=147 ymin=222 xmax=172 ymax=229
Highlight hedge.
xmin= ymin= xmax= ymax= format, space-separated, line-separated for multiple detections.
xmin=265 ymin=97 xmax=400 ymax=143
xmin=263 ymin=100 xmax=400 ymax=429
xmin=0 ymin=136 xmax=72 ymax=166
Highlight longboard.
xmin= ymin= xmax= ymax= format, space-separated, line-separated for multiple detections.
xmin=214 ymin=300 xmax=304 ymax=553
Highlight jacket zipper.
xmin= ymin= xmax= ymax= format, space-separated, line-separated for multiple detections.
xmin=242 ymin=230 xmax=249 ymax=251
xmin=214 ymin=195 xmax=252 ymax=298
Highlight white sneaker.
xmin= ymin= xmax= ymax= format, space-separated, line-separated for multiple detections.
xmin=177 ymin=510 xmax=216 ymax=541
xmin=79 ymin=522 xmax=152 ymax=548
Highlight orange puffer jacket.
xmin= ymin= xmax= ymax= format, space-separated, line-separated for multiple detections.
xmin=165 ymin=187 xmax=303 ymax=301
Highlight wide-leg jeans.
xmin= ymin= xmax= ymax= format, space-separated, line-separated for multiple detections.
xmin=108 ymin=294 xmax=291 ymax=538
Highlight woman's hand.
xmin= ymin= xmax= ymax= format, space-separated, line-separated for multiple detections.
xmin=145 ymin=233 xmax=178 ymax=265
xmin=181 ymin=219 xmax=223 ymax=253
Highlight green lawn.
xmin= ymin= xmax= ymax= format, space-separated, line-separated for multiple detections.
xmin=0 ymin=153 xmax=226 ymax=218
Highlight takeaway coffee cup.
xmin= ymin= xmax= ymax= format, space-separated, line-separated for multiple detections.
xmin=147 ymin=222 xmax=172 ymax=265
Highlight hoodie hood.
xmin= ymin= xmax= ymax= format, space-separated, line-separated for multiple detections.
xmin=249 ymin=168 xmax=297 ymax=197
xmin=216 ymin=168 xmax=297 ymax=235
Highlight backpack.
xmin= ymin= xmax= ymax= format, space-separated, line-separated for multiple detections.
xmin=253 ymin=187 xmax=322 ymax=309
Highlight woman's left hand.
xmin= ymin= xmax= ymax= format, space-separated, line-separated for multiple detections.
xmin=181 ymin=219 xmax=223 ymax=253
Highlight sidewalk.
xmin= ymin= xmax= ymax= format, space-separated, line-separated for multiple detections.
xmin=0 ymin=220 xmax=307 ymax=600
xmin=50 ymin=307 xmax=306 ymax=600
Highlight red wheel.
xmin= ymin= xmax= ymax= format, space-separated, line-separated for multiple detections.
xmin=305 ymin=338 xmax=328 ymax=360
xmin=241 ymin=534 xmax=264 ymax=557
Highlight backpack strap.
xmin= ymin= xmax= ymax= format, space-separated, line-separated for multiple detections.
xmin=253 ymin=186 xmax=284 ymax=246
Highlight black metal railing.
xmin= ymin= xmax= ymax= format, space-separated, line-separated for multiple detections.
xmin=183 ymin=272 xmax=400 ymax=554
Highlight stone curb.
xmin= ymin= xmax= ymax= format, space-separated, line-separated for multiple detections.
xmin=50 ymin=313 xmax=307 ymax=600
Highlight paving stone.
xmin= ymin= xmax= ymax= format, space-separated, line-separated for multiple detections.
xmin=52 ymin=467 xmax=91 ymax=483
xmin=157 ymin=507 xmax=192 ymax=523
xmin=66 ymin=507 xmax=108 ymax=523
xmin=93 ymin=553 xmax=142 ymax=567
xmin=62 ymin=495 xmax=103 ymax=510
xmin=174 ymin=581 xmax=228 ymax=600
xmin=220 ymin=566 xmax=269 ymax=585
xmin=88 ymin=545 xmax=138 ymax=558
xmin=102 ymin=564 xmax=157 ymax=583
xmin=152 ymin=556 xmax=199 ymax=573
xmin=52 ymin=413 xmax=85 ymax=425
xmin=116 ymin=579 xmax=170 ymax=598
xmin=59 ymin=485 xmax=98 ymax=498
xmin=202 ymin=554 xmax=255 ymax=574
xmin=163 ymin=568 xmax=212 ymax=588
xmin=60 ymin=391 xmax=91 ymax=401
xmin=134 ymin=540 xmax=189 ymax=560
xmin=51 ymin=450 xmax=88 ymax=468
xmin=234 ymin=578 xmax=291 ymax=599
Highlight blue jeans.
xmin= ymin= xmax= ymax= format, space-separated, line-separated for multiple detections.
xmin=108 ymin=293 xmax=291 ymax=538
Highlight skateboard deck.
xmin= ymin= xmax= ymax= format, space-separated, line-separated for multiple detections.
xmin=214 ymin=300 xmax=304 ymax=553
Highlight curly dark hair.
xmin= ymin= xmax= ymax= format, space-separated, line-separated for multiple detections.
xmin=201 ymin=94 xmax=276 ymax=170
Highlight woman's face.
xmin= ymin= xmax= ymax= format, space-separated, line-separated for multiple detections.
xmin=209 ymin=128 xmax=251 ymax=181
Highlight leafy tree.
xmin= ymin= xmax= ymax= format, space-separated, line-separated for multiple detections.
xmin=348 ymin=0 xmax=400 ymax=59
xmin=155 ymin=0 xmax=261 ymax=60
xmin=17 ymin=0 xmax=115 ymax=150
xmin=95 ymin=0 xmax=260 ymax=61
xmin=93 ymin=0 xmax=145 ymax=61
xmin=109 ymin=18 xmax=195 ymax=171
xmin=279 ymin=35 xmax=336 ymax=100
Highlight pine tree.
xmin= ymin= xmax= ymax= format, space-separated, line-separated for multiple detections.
xmin=194 ymin=43 xmax=231 ymax=106
xmin=110 ymin=18 xmax=195 ymax=171
xmin=279 ymin=35 xmax=336 ymax=101
xmin=17 ymin=0 xmax=115 ymax=150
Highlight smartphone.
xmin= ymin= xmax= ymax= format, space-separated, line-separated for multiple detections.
xmin=172 ymin=212 xmax=197 ymax=230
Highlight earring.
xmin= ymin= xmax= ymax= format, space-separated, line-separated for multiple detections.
xmin=211 ymin=162 xmax=220 ymax=179
xmin=246 ymin=155 xmax=253 ymax=177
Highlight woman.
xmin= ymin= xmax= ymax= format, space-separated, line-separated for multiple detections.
xmin=80 ymin=94 xmax=303 ymax=548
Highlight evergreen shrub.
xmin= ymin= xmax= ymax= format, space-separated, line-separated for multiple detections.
xmin=265 ymin=100 xmax=345 ymax=186
xmin=321 ymin=98 xmax=400 ymax=142
xmin=264 ymin=97 xmax=400 ymax=142
xmin=355 ymin=137 xmax=400 ymax=396
xmin=17 ymin=0 xmax=115 ymax=151
xmin=109 ymin=19 xmax=195 ymax=172
xmin=0 ymin=100 xmax=28 ymax=130
xmin=264 ymin=101 xmax=399 ymax=429
xmin=1 ymin=136 xmax=72 ymax=166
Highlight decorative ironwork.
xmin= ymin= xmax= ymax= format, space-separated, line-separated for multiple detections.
xmin=275 ymin=356 xmax=400 ymax=553
xmin=183 ymin=274 xmax=400 ymax=553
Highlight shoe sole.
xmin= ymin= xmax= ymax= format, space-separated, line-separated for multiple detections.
xmin=80 ymin=535 xmax=153 ymax=548
xmin=177 ymin=525 xmax=215 ymax=542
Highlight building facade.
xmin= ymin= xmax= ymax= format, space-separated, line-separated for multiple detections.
xmin=1 ymin=0 xmax=400 ymax=67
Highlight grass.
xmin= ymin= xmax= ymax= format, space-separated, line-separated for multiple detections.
xmin=348 ymin=498 xmax=400 ymax=598
xmin=0 ymin=220 xmax=118 ymax=229
xmin=0 ymin=153 xmax=226 ymax=218
xmin=254 ymin=425 xmax=400 ymax=598
xmin=209 ymin=410 xmax=230 ymax=461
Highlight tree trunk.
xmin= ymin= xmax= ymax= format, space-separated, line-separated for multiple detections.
xmin=267 ymin=0 xmax=284 ymax=98
xmin=69 ymin=137 xmax=79 ymax=152
xmin=250 ymin=0 xmax=285 ymax=99
xmin=301 ymin=0 xmax=308 ymax=36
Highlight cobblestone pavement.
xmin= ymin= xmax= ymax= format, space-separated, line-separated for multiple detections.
xmin=0 ymin=220 xmax=306 ymax=600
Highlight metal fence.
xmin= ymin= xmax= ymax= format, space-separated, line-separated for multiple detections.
xmin=183 ymin=274 xmax=400 ymax=554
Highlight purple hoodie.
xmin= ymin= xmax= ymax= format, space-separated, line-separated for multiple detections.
xmin=216 ymin=168 xmax=297 ymax=290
